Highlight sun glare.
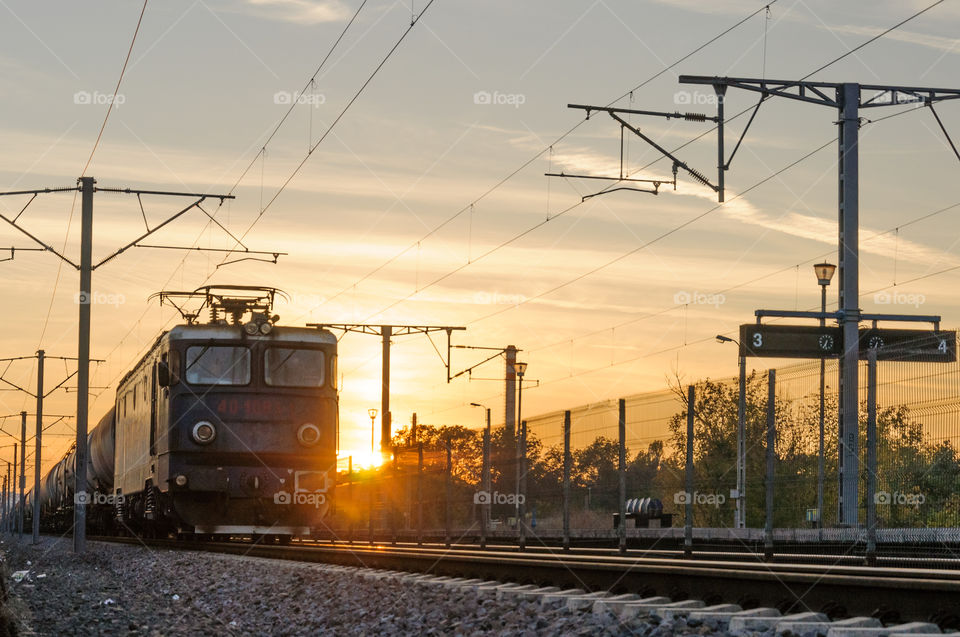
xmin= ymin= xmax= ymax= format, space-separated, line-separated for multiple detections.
xmin=340 ymin=449 xmax=387 ymax=470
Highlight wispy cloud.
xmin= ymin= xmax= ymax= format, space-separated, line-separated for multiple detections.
xmin=825 ymin=24 xmax=960 ymax=55
xmin=238 ymin=0 xmax=349 ymax=25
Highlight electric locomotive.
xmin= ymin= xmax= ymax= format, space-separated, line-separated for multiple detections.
xmin=114 ymin=286 xmax=338 ymax=538
xmin=28 ymin=286 xmax=339 ymax=540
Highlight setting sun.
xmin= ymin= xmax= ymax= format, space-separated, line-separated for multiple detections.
xmin=339 ymin=449 xmax=388 ymax=471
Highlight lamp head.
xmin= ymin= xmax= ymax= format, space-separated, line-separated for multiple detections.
xmin=813 ymin=262 xmax=836 ymax=287
xmin=514 ymin=362 xmax=527 ymax=377
xmin=367 ymin=408 xmax=378 ymax=419
xmin=716 ymin=334 xmax=735 ymax=344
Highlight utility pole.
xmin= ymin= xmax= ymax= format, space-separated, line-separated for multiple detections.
xmin=381 ymin=326 xmax=391 ymax=447
xmin=676 ymin=76 xmax=960 ymax=526
xmin=33 ymin=350 xmax=43 ymax=544
xmin=11 ymin=443 xmax=16 ymax=538
xmin=0 ymin=353 xmax=96 ymax=545
xmin=307 ymin=324 xmax=465 ymax=451
xmin=505 ymin=345 xmax=517 ymax=440
xmin=0 ymin=179 xmax=247 ymax=552
xmin=74 ymin=176 xmax=93 ymax=552
xmin=18 ymin=412 xmax=25 ymax=538
xmin=448 ymin=343 xmax=522 ymax=440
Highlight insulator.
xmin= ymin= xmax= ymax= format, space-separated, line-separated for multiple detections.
xmin=687 ymin=167 xmax=711 ymax=186
xmin=684 ymin=112 xmax=707 ymax=122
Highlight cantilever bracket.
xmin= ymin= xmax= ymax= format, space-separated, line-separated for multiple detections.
xmin=562 ymin=103 xmax=721 ymax=199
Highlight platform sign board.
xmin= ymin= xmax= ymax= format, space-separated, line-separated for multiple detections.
xmin=740 ymin=324 xmax=957 ymax=362
xmin=739 ymin=324 xmax=841 ymax=359
xmin=858 ymin=328 xmax=956 ymax=363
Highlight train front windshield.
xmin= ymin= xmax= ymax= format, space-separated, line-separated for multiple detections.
xmin=185 ymin=346 xmax=251 ymax=385
xmin=264 ymin=347 xmax=325 ymax=387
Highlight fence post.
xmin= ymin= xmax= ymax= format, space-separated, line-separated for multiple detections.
xmin=684 ymin=385 xmax=694 ymax=558
xmin=518 ymin=420 xmax=527 ymax=551
xmin=764 ymin=369 xmax=776 ymax=561
xmin=562 ymin=410 xmax=571 ymax=552
xmin=348 ymin=474 xmax=354 ymax=545
xmin=866 ymin=348 xmax=878 ymax=566
xmin=417 ymin=443 xmax=423 ymax=546
xmin=391 ymin=447 xmax=398 ymax=545
xmin=618 ymin=398 xmax=627 ymax=554
xmin=481 ymin=420 xmax=490 ymax=549
xmin=737 ymin=353 xmax=747 ymax=529
xmin=368 ymin=476 xmax=375 ymax=545
xmin=445 ymin=440 xmax=452 ymax=548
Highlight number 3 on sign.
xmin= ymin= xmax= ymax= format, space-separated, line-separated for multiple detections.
xmin=752 ymin=332 xmax=763 ymax=348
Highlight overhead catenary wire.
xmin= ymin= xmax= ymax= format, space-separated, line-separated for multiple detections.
xmin=526 ymin=196 xmax=960 ymax=356
xmin=458 ymin=110 xmax=956 ymax=367
xmin=29 ymin=0 xmax=149 ymax=421
xmin=287 ymin=1 xmax=782 ymax=317
xmin=86 ymin=0 xmax=372 ymax=403
xmin=88 ymin=0 xmax=952 ymax=434
xmin=211 ymin=0 xmax=440 ymax=267
xmin=353 ymin=0 xmax=951 ymax=347
xmin=402 ymin=3 xmax=957 ymax=414
xmin=344 ymin=1 xmax=946 ymax=327
xmin=90 ymin=1 xmax=780 ymax=411
xmin=226 ymin=0 xmax=370 ymax=196
xmin=800 ymin=0 xmax=944 ymax=81
xmin=91 ymin=0 xmax=427 ymax=401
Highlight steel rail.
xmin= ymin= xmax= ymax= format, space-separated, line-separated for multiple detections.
xmin=90 ymin=536 xmax=960 ymax=621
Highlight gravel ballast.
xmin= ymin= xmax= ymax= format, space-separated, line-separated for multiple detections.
xmin=1 ymin=537 xmax=728 ymax=636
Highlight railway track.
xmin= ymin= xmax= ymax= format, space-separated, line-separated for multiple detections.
xmin=91 ymin=535 xmax=960 ymax=624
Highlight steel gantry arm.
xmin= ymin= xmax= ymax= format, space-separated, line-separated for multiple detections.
xmin=679 ymin=75 xmax=960 ymax=109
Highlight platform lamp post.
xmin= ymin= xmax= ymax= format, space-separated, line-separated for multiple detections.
xmin=813 ymin=262 xmax=836 ymax=532
xmin=716 ymin=335 xmax=746 ymax=529
xmin=368 ymin=409 xmax=378 ymax=455
xmin=470 ymin=402 xmax=492 ymax=549
xmin=514 ymin=362 xmax=527 ymax=549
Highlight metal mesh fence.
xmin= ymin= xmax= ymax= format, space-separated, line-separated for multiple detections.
xmin=324 ymin=335 xmax=960 ymax=561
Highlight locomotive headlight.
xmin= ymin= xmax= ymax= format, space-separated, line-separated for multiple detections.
xmin=297 ymin=423 xmax=321 ymax=447
xmin=192 ymin=421 xmax=217 ymax=445
xmin=243 ymin=322 xmax=259 ymax=336
xmin=259 ymin=322 xmax=273 ymax=335
xmin=175 ymin=474 xmax=188 ymax=487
